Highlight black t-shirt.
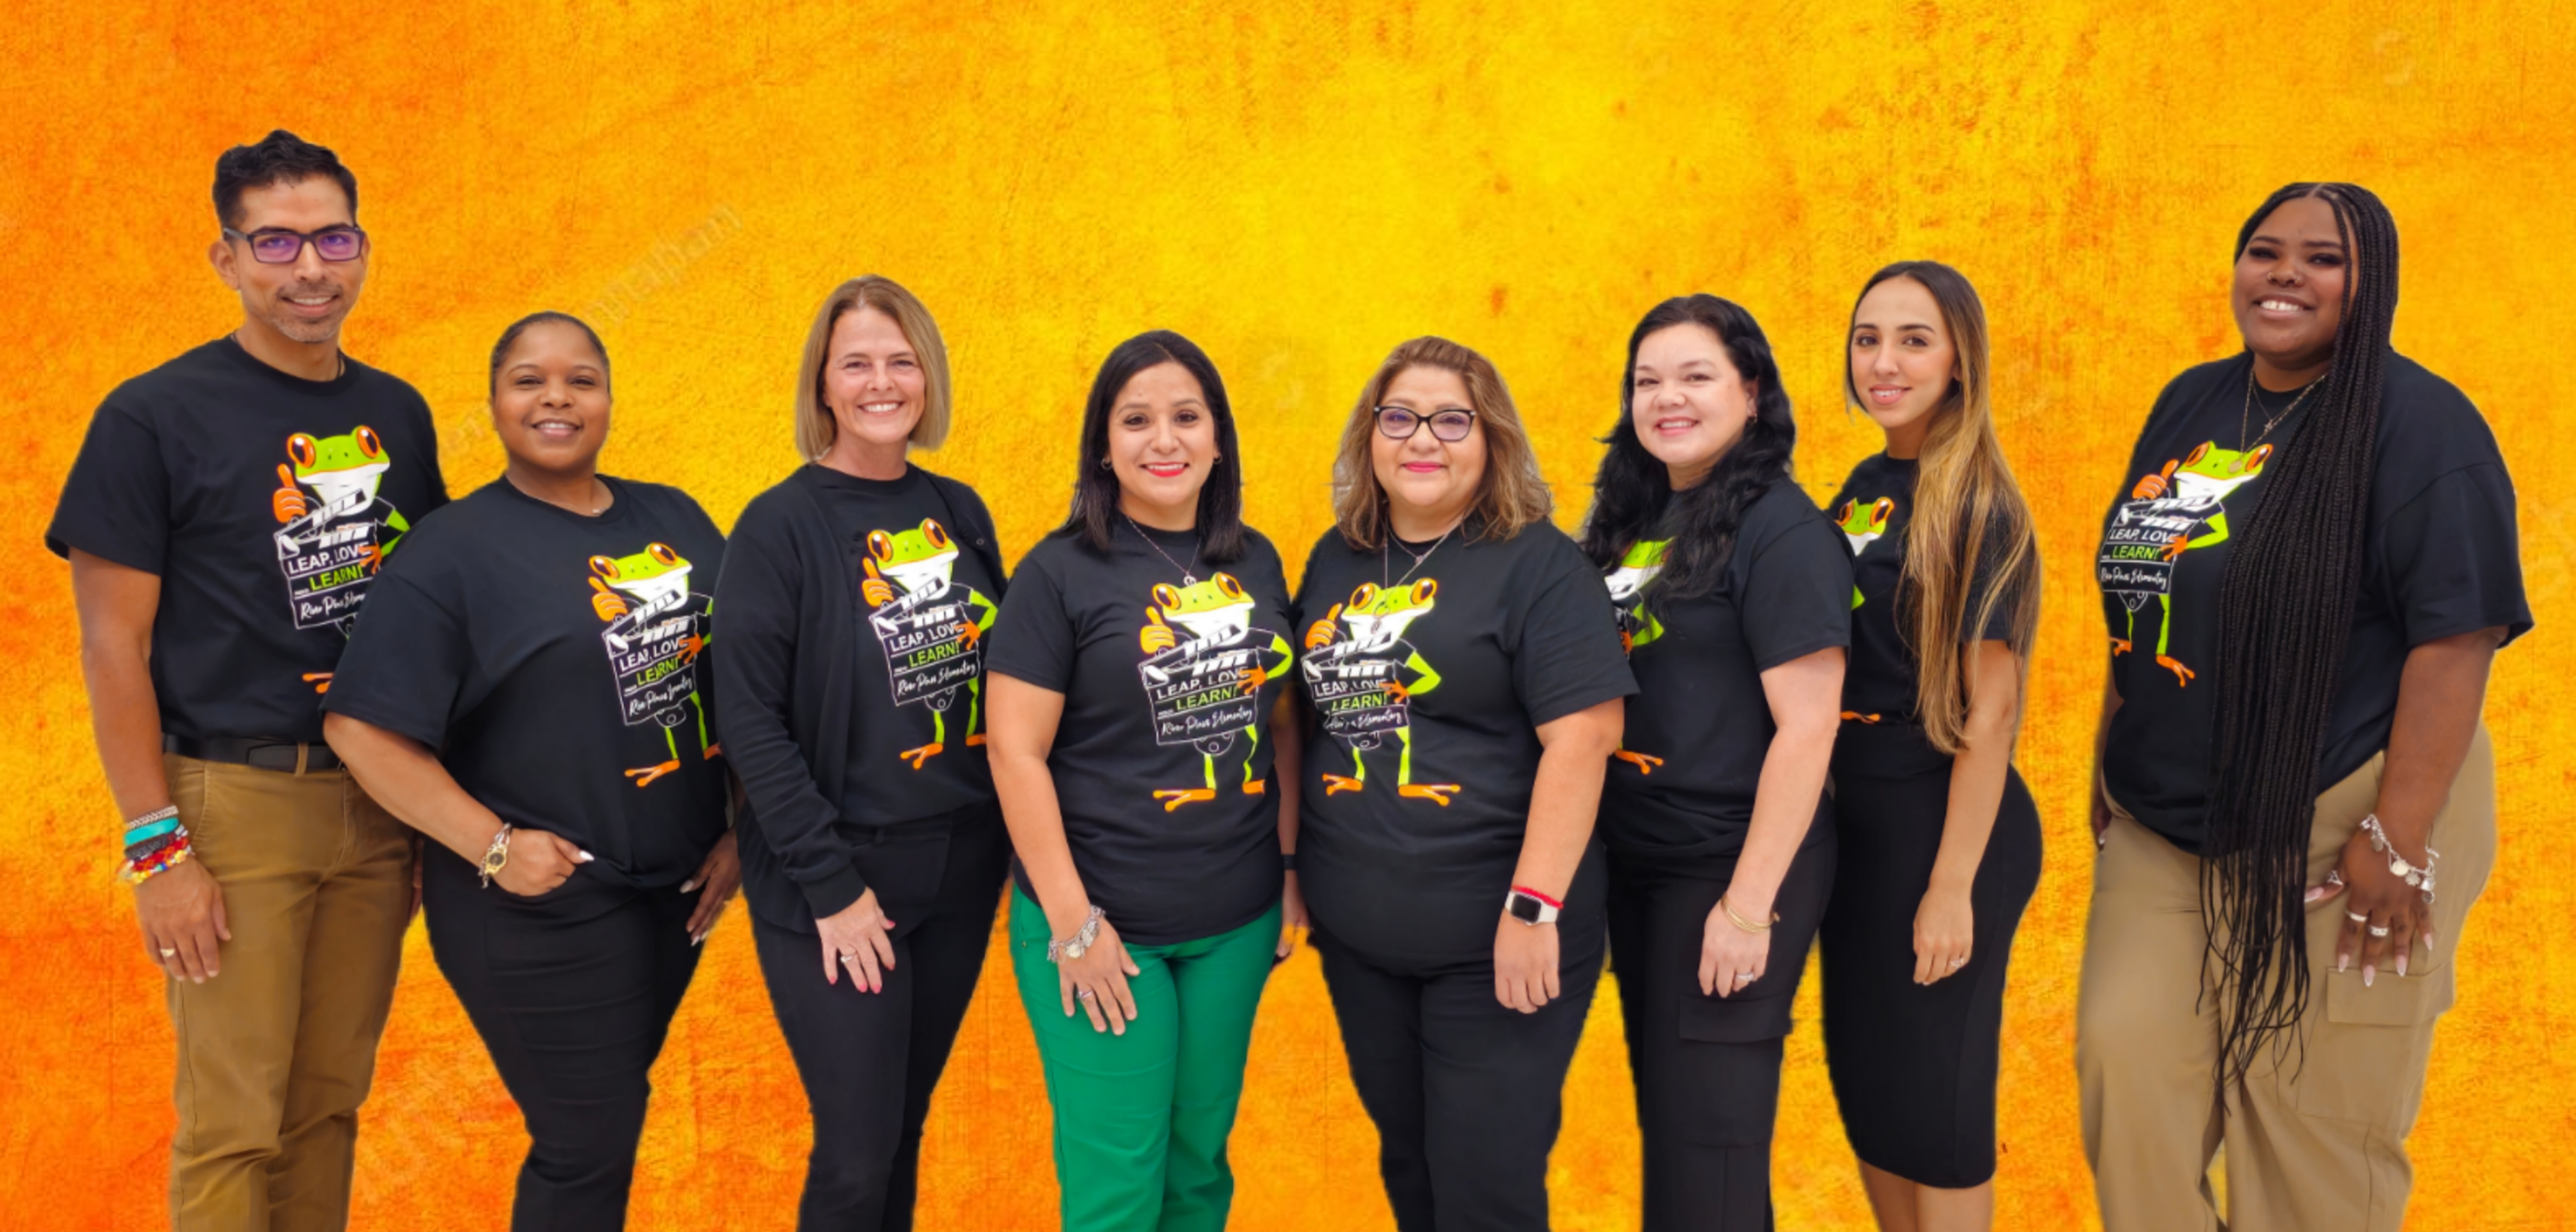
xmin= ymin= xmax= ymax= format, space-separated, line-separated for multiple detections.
xmin=1602 ymin=482 xmax=1851 ymax=857
xmin=2097 ymin=352 xmax=2531 ymax=851
xmin=1293 ymin=520 xmax=1637 ymax=959
xmin=810 ymin=465 xmax=1003 ymax=822
xmin=1829 ymin=453 xmax=2023 ymax=723
xmin=986 ymin=523 xmax=1295 ymax=946
xmin=323 ymin=477 xmax=729 ymax=884
xmin=47 ymin=337 xmax=448 ymax=743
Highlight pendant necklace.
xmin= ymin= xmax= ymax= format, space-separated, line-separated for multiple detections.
xmin=1383 ymin=518 xmax=1459 ymax=590
xmin=1122 ymin=512 xmax=1202 ymax=584
xmin=2240 ymin=368 xmax=2324 ymax=451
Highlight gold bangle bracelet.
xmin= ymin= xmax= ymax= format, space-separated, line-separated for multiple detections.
xmin=1720 ymin=895 xmax=1779 ymax=934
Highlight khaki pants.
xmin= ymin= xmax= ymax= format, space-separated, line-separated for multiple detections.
xmin=163 ymin=753 xmax=413 ymax=1232
xmin=2076 ymin=727 xmax=2495 ymax=1231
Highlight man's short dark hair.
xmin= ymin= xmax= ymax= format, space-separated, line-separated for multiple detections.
xmin=212 ymin=130 xmax=359 ymax=230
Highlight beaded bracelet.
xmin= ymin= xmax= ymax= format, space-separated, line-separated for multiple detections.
xmin=2357 ymin=814 xmax=2438 ymax=905
xmin=121 ymin=833 xmax=195 ymax=885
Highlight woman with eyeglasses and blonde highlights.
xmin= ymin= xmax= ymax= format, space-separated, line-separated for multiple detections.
xmin=1821 ymin=261 xmax=2042 ymax=1232
xmin=1291 ymin=337 xmax=1633 ymax=1232
xmin=1577 ymin=295 xmax=1852 ymax=1231
xmin=710 ymin=276 xmax=1012 ymax=1230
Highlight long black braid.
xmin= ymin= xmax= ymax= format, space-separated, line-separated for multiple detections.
xmin=1578 ymin=294 xmax=1798 ymax=596
xmin=2203 ymin=183 xmax=2399 ymax=1086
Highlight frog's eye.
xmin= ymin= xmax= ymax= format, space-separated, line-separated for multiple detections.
xmin=1217 ymin=574 xmax=1244 ymax=599
xmin=2244 ymin=444 xmax=2273 ymax=471
xmin=1347 ymin=583 xmax=1379 ymax=611
xmin=590 ymin=555 xmax=623 ymax=581
xmin=1835 ymin=498 xmax=1855 ymax=523
xmin=353 ymin=426 xmax=383 ymax=459
xmin=2183 ymin=442 xmax=2212 ymax=468
xmin=922 ymin=520 xmax=949 ymax=549
xmin=1872 ymin=497 xmax=1895 ymax=523
xmin=1409 ymin=579 xmax=1438 ymax=605
xmin=287 ymin=434 xmax=319 ymax=469
xmin=1153 ymin=584 xmax=1182 ymax=610
xmin=868 ymin=531 xmax=895 ymax=563
xmin=648 ymin=543 xmax=681 ymax=566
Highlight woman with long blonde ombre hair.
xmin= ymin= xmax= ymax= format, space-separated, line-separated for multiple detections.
xmin=1819 ymin=260 xmax=2041 ymax=1232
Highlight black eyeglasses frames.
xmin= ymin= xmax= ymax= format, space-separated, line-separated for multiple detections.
xmin=1373 ymin=405 xmax=1478 ymax=442
xmin=222 ymin=225 xmax=368 ymax=265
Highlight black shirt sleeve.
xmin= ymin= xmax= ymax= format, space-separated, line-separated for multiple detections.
xmin=987 ymin=547 xmax=1077 ymax=691
xmin=1740 ymin=514 xmax=1855 ymax=670
xmin=46 ymin=399 xmax=170 ymax=572
xmin=711 ymin=504 xmax=868 ymax=918
xmin=1509 ymin=537 xmax=1640 ymax=727
xmin=1968 ymin=516 xmax=2031 ymax=645
xmin=322 ymin=570 xmax=473 ymax=750
xmin=2378 ymin=463 xmax=2531 ymax=648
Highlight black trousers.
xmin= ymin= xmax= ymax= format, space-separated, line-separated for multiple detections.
xmin=751 ymin=812 xmax=1008 ymax=1231
xmin=423 ymin=846 xmax=704 ymax=1232
xmin=1312 ymin=924 xmax=1604 ymax=1232
xmin=1606 ymin=816 xmax=1835 ymax=1232
xmin=1821 ymin=737 xmax=2041 ymax=1188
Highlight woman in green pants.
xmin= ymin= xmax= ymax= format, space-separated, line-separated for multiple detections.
xmin=985 ymin=330 xmax=1303 ymax=1231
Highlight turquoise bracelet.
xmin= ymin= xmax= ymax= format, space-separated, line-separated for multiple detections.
xmin=124 ymin=816 xmax=182 ymax=846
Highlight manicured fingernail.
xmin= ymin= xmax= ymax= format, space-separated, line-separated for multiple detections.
xmin=578 ymin=850 xmax=595 ymax=862
xmin=2363 ymin=966 xmax=2375 ymax=988
xmin=2396 ymin=956 xmax=2407 ymax=977
xmin=681 ymin=879 xmax=698 ymax=893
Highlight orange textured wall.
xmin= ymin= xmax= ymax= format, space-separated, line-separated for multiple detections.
xmin=4 ymin=3 xmax=2570 ymax=1229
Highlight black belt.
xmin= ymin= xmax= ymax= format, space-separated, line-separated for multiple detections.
xmin=164 ymin=734 xmax=343 ymax=773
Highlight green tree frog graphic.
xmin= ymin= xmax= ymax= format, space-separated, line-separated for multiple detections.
xmin=588 ymin=543 xmax=717 ymax=787
xmin=862 ymin=520 xmax=997 ymax=769
xmin=271 ymin=427 xmax=413 ymax=689
xmin=1135 ymin=573 xmax=1293 ymax=811
xmin=1835 ymin=496 xmax=1896 ymax=611
xmin=1300 ymin=579 xmax=1460 ymax=805
xmin=2097 ymin=440 xmax=2275 ymax=687
xmin=1601 ymin=541 xmax=1668 ymax=776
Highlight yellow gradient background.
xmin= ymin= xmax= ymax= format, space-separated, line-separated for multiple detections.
xmin=4 ymin=3 xmax=2568 ymax=1228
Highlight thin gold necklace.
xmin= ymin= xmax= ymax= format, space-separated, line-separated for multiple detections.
xmin=2240 ymin=368 xmax=2324 ymax=450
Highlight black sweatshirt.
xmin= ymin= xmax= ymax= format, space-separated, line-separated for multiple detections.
xmin=713 ymin=463 xmax=1009 ymax=933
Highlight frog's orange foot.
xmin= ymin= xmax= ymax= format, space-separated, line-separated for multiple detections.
xmin=1839 ymin=711 xmax=1881 ymax=724
xmin=676 ymin=634 xmax=706 ymax=664
xmin=1400 ymin=783 xmax=1461 ymax=805
xmin=702 ymin=742 xmax=723 ymax=761
xmin=1154 ymin=788 xmax=1218 ymax=811
xmin=2156 ymin=656 xmax=2196 ymax=686
xmin=1238 ymin=664 xmax=1270 ymax=694
xmin=625 ymin=761 xmax=681 ymax=787
xmin=1612 ymin=749 xmax=1665 ymax=774
xmin=356 ymin=545 xmax=385 ymax=574
xmin=1322 ymin=774 xmax=1364 ymax=795
xmin=2159 ymin=536 xmax=2190 ymax=563
xmin=302 ymin=671 xmax=334 ymax=695
xmin=955 ymin=621 xmax=983 ymax=649
xmin=1242 ymin=778 xmax=1266 ymax=796
xmin=1619 ymin=629 xmax=1634 ymax=654
xmin=1380 ymin=680 xmax=1413 ymax=701
xmin=2109 ymin=637 xmax=2133 ymax=656
xmin=965 ymin=734 xmax=987 ymax=747
xmin=898 ymin=743 xmax=945 ymax=770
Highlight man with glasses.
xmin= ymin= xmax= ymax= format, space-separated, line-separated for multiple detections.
xmin=49 ymin=129 xmax=445 ymax=1231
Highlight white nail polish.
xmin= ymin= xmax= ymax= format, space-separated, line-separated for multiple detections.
xmin=2363 ymin=967 xmax=2375 ymax=988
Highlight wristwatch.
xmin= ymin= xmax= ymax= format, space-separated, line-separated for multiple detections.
xmin=1503 ymin=885 xmax=1561 ymax=926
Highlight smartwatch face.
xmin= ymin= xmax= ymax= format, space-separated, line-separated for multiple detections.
xmin=1507 ymin=893 xmax=1543 ymax=924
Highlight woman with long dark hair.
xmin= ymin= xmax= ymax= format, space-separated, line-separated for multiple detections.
xmin=2078 ymin=184 xmax=2528 ymax=1230
xmin=1578 ymin=296 xmax=1850 ymax=1229
xmin=985 ymin=331 xmax=1299 ymax=1232
xmin=1820 ymin=262 xmax=2041 ymax=1232
xmin=1296 ymin=337 xmax=1633 ymax=1231
xmin=713 ymin=275 xmax=1011 ymax=1229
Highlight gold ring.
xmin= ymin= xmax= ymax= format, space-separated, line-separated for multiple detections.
xmin=158 ymin=948 xmax=178 ymax=958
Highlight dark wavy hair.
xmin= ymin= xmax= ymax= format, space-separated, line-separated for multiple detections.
xmin=1578 ymin=295 xmax=1796 ymax=597
xmin=1059 ymin=330 xmax=1247 ymax=563
xmin=2202 ymin=183 xmax=2400 ymax=1088
xmin=213 ymin=129 xmax=359 ymax=230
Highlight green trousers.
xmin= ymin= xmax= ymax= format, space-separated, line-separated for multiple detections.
xmin=1011 ymin=888 xmax=1281 ymax=1232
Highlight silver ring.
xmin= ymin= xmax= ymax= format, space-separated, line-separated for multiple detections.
xmin=2325 ymin=869 xmax=2345 ymax=886
xmin=2346 ymin=911 xmax=2369 ymax=923
xmin=1949 ymin=957 xmax=1966 ymax=969
xmin=2367 ymin=924 xmax=2391 ymax=938
xmin=1075 ymin=986 xmax=1095 ymax=1000
xmin=1734 ymin=972 xmax=1754 ymax=983
xmin=158 ymin=947 xmax=178 ymax=959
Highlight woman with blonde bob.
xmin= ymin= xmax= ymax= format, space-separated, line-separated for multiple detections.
xmin=1291 ymin=337 xmax=1633 ymax=1231
xmin=1821 ymin=261 xmax=2042 ymax=1232
xmin=712 ymin=276 xmax=1011 ymax=1230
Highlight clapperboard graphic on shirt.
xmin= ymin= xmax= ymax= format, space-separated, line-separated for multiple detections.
xmin=1137 ymin=634 xmax=1263 ymax=748
xmin=2097 ymin=493 xmax=2197 ymax=620
xmin=274 ymin=493 xmax=390 ymax=633
xmin=1303 ymin=640 xmax=1409 ymax=746
xmin=603 ymin=599 xmax=706 ymax=728
xmin=869 ymin=582 xmax=981 ymax=708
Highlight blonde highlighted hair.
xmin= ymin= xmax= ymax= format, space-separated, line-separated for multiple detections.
xmin=1331 ymin=336 xmax=1553 ymax=549
xmin=1844 ymin=261 xmax=2040 ymax=755
xmin=794 ymin=275 xmax=952 ymax=462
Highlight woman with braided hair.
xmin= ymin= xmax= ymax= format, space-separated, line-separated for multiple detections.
xmin=2078 ymin=183 xmax=2530 ymax=1231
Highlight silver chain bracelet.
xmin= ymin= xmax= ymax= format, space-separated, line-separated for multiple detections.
xmin=2357 ymin=814 xmax=2438 ymax=905
xmin=1046 ymin=905 xmax=1106 ymax=964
